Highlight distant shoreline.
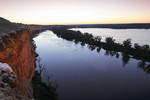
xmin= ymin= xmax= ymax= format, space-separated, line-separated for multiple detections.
xmin=66 ymin=23 xmax=150 ymax=29
xmin=27 ymin=23 xmax=150 ymax=29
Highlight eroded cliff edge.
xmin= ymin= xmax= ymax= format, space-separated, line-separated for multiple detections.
xmin=0 ymin=29 xmax=35 ymax=99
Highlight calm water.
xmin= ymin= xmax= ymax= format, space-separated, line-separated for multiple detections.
xmin=71 ymin=28 xmax=150 ymax=45
xmin=34 ymin=29 xmax=150 ymax=100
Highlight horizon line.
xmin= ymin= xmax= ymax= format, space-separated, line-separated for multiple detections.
xmin=26 ymin=23 xmax=150 ymax=26
xmin=1 ymin=16 xmax=150 ymax=26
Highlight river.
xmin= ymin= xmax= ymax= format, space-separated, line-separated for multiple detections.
xmin=33 ymin=29 xmax=150 ymax=100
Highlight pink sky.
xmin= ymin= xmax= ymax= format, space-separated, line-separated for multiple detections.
xmin=0 ymin=0 xmax=150 ymax=24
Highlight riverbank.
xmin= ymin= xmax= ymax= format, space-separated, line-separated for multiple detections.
xmin=52 ymin=28 xmax=150 ymax=62
xmin=31 ymin=30 xmax=59 ymax=100
xmin=32 ymin=71 xmax=58 ymax=100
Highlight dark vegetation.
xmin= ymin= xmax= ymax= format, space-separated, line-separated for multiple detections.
xmin=67 ymin=23 xmax=150 ymax=29
xmin=0 ymin=17 xmax=24 ymax=34
xmin=52 ymin=28 xmax=150 ymax=62
xmin=32 ymin=71 xmax=58 ymax=100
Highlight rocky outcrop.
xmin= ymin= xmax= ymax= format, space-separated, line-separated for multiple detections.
xmin=0 ymin=63 xmax=19 ymax=99
xmin=0 ymin=29 xmax=35 ymax=99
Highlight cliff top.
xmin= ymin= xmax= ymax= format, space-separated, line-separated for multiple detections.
xmin=0 ymin=17 xmax=24 ymax=34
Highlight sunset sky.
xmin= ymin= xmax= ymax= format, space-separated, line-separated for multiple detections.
xmin=0 ymin=0 xmax=150 ymax=25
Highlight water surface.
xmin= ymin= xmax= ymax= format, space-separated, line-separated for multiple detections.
xmin=71 ymin=28 xmax=150 ymax=45
xmin=34 ymin=30 xmax=150 ymax=100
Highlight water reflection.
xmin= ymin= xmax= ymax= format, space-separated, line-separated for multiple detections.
xmin=87 ymin=45 xmax=96 ymax=51
xmin=122 ymin=53 xmax=130 ymax=67
xmin=105 ymin=50 xmax=117 ymax=57
xmin=89 ymin=45 xmax=150 ymax=72
xmin=138 ymin=61 xmax=150 ymax=74
xmin=70 ymin=37 xmax=150 ymax=73
xmin=97 ymin=47 xmax=101 ymax=53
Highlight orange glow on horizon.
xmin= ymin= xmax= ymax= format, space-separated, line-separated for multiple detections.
xmin=8 ymin=17 xmax=150 ymax=25
xmin=0 ymin=0 xmax=150 ymax=25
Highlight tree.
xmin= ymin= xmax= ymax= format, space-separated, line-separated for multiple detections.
xmin=37 ymin=57 xmax=45 ymax=76
xmin=134 ymin=43 xmax=141 ymax=50
xmin=142 ymin=45 xmax=149 ymax=50
xmin=123 ymin=38 xmax=132 ymax=48
xmin=94 ymin=36 xmax=101 ymax=42
xmin=45 ymin=71 xmax=59 ymax=90
xmin=105 ymin=37 xmax=115 ymax=44
xmin=45 ymin=71 xmax=52 ymax=86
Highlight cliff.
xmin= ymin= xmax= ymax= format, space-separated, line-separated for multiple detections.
xmin=0 ymin=29 xmax=35 ymax=99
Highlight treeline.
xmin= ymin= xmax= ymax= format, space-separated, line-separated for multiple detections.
xmin=52 ymin=28 xmax=150 ymax=62
xmin=67 ymin=23 xmax=150 ymax=29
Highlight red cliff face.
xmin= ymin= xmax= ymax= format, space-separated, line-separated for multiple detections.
xmin=0 ymin=29 xmax=35 ymax=99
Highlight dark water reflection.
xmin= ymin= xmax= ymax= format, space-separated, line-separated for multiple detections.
xmin=34 ymin=30 xmax=150 ymax=100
